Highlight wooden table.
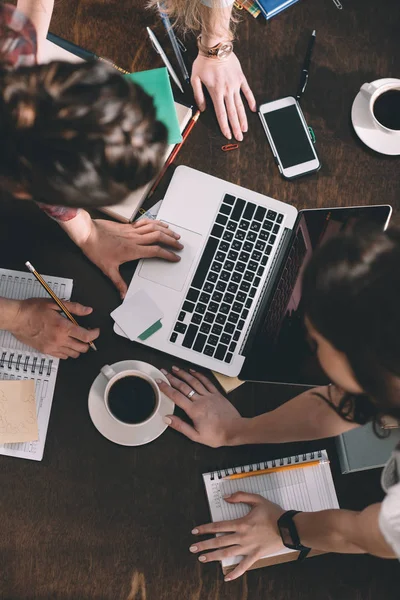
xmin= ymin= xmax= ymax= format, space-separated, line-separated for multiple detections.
xmin=1 ymin=0 xmax=400 ymax=598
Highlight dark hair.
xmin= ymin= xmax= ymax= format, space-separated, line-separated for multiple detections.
xmin=302 ymin=225 xmax=400 ymax=427
xmin=0 ymin=61 xmax=167 ymax=208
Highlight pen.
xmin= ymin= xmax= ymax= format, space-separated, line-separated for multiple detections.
xmin=148 ymin=109 xmax=200 ymax=197
xmin=146 ymin=27 xmax=184 ymax=93
xmin=296 ymin=29 xmax=316 ymax=102
xmin=223 ymin=459 xmax=323 ymax=480
xmin=157 ymin=2 xmax=190 ymax=84
xmin=46 ymin=32 xmax=130 ymax=75
xmin=25 ymin=261 xmax=97 ymax=352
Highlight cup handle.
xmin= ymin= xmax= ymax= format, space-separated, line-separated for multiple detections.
xmin=360 ymin=82 xmax=378 ymax=101
xmin=101 ymin=365 xmax=116 ymax=380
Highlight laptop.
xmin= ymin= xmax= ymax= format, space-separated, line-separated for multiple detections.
xmin=115 ymin=166 xmax=391 ymax=382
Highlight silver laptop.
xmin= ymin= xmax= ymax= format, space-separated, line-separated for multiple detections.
xmin=115 ymin=166 xmax=390 ymax=378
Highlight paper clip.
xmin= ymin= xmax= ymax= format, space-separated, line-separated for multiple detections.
xmin=332 ymin=0 xmax=343 ymax=9
xmin=222 ymin=143 xmax=239 ymax=152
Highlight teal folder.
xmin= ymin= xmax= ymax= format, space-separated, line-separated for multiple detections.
xmin=336 ymin=422 xmax=400 ymax=474
xmin=126 ymin=68 xmax=182 ymax=145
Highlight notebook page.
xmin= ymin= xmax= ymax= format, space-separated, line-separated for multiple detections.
xmin=0 ymin=268 xmax=73 ymax=353
xmin=203 ymin=451 xmax=339 ymax=567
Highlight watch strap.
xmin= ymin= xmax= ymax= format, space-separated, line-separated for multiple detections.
xmin=277 ymin=510 xmax=311 ymax=562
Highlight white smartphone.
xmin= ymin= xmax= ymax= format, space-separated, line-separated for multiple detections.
xmin=258 ymin=96 xmax=321 ymax=180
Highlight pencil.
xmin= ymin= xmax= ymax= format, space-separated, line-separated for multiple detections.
xmin=148 ymin=110 xmax=201 ymax=198
xmin=25 ymin=261 xmax=97 ymax=352
xmin=223 ymin=459 xmax=323 ymax=480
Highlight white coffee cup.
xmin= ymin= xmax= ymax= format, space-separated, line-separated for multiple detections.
xmin=359 ymin=79 xmax=400 ymax=134
xmin=101 ymin=364 xmax=160 ymax=426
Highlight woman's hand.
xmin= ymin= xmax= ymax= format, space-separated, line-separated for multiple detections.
xmin=79 ymin=218 xmax=183 ymax=298
xmin=157 ymin=366 xmax=243 ymax=447
xmin=191 ymin=53 xmax=256 ymax=141
xmin=189 ymin=493 xmax=285 ymax=581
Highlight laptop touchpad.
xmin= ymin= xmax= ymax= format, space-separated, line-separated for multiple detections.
xmin=138 ymin=225 xmax=203 ymax=292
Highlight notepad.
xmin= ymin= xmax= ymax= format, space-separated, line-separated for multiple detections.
xmin=255 ymin=0 xmax=300 ymax=19
xmin=0 ymin=268 xmax=73 ymax=461
xmin=203 ymin=450 xmax=339 ymax=572
xmin=126 ymin=68 xmax=182 ymax=145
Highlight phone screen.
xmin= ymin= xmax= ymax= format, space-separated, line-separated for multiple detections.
xmin=262 ymin=105 xmax=315 ymax=168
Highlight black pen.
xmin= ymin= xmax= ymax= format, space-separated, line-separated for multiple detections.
xmin=296 ymin=30 xmax=316 ymax=102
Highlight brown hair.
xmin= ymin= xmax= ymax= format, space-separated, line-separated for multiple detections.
xmin=0 ymin=60 xmax=167 ymax=208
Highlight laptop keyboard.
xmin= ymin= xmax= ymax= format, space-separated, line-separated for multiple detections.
xmin=169 ymin=194 xmax=284 ymax=363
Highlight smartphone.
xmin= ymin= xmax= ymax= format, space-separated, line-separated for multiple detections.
xmin=258 ymin=96 xmax=321 ymax=180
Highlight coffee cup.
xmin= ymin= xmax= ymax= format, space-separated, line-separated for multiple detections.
xmin=360 ymin=79 xmax=400 ymax=133
xmin=101 ymin=365 xmax=160 ymax=426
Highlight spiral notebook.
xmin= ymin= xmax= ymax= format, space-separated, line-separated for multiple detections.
xmin=0 ymin=268 xmax=73 ymax=461
xmin=203 ymin=450 xmax=339 ymax=572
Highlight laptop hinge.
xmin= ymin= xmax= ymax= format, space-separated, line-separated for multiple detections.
xmin=240 ymin=226 xmax=293 ymax=355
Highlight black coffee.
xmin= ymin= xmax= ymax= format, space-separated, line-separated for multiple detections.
xmin=373 ymin=90 xmax=400 ymax=130
xmin=108 ymin=376 xmax=156 ymax=424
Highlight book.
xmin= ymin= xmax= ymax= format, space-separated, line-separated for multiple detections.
xmin=255 ymin=0 xmax=300 ymax=19
xmin=234 ymin=0 xmax=261 ymax=18
xmin=0 ymin=268 xmax=73 ymax=461
xmin=101 ymin=102 xmax=192 ymax=223
xmin=336 ymin=422 xmax=400 ymax=474
xmin=202 ymin=450 xmax=339 ymax=572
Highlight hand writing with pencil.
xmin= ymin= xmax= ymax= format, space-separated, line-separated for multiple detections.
xmin=4 ymin=298 xmax=99 ymax=359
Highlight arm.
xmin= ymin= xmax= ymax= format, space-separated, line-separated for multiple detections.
xmin=16 ymin=0 xmax=54 ymax=59
xmin=158 ymin=367 xmax=358 ymax=447
xmin=191 ymin=1 xmax=256 ymax=141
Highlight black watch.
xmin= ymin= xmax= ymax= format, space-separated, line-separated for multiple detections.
xmin=277 ymin=510 xmax=311 ymax=561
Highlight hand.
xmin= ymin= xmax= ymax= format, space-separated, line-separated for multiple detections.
xmin=191 ymin=53 xmax=256 ymax=141
xmin=157 ymin=366 xmax=243 ymax=447
xmin=10 ymin=298 xmax=100 ymax=359
xmin=190 ymin=493 xmax=285 ymax=581
xmin=79 ymin=218 xmax=184 ymax=298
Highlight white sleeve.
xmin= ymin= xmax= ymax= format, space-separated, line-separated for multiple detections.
xmin=379 ymin=482 xmax=400 ymax=558
xmin=200 ymin=0 xmax=235 ymax=7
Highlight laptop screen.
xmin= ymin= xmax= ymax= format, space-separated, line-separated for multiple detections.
xmin=240 ymin=205 xmax=391 ymax=386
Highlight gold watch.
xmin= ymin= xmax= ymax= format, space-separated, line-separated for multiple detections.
xmin=197 ymin=35 xmax=234 ymax=60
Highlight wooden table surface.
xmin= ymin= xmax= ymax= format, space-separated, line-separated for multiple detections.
xmin=1 ymin=0 xmax=400 ymax=598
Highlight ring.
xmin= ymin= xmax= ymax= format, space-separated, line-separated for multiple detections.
xmin=187 ymin=389 xmax=196 ymax=399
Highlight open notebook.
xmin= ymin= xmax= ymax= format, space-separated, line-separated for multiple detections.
xmin=0 ymin=268 xmax=73 ymax=461
xmin=203 ymin=450 xmax=339 ymax=572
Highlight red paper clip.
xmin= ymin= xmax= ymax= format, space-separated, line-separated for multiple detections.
xmin=221 ymin=143 xmax=239 ymax=152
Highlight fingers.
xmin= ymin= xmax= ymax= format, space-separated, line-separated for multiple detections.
xmin=140 ymin=245 xmax=181 ymax=262
xmin=188 ymin=369 xmax=219 ymax=394
xmin=196 ymin=545 xmax=243 ymax=564
xmin=161 ymin=368 xmax=197 ymax=399
xmin=234 ymin=91 xmax=248 ymax=134
xmin=163 ymin=414 xmax=200 ymax=442
xmin=225 ymin=492 xmax=264 ymax=506
xmin=191 ymin=76 xmax=206 ymax=111
xmin=192 ymin=520 xmax=240 ymax=535
xmin=139 ymin=231 xmax=184 ymax=250
xmin=57 ymin=302 xmax=93 ymax=317
xmin=106 ymin=266 xmax=128 ymax=299
xmin=170 ymin=366 xmax=209 ymax=395
xmin=68 ymin=323 xmax=100 ymax=344
xmin=134 ymin=223 xmax=180 ymax=241
xmin=241 ymin=77 xmax=257 ymax=112
xmin=225 ymin=94 xmax=243 ymax=142
xmin=224 ymin=554 xmax=258 ymax=581
xmin=190 ymin=533 xmax=239 ymax=554
xmin=213 ymin=94 xmax=231 ymax=140
xmin=156 ymin=379 xmax=194 ymax=415
xmin=133 ymin=218 xmax=169 ymax=229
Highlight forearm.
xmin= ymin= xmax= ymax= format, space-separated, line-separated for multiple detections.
xmin=294 ymin=504 xmax=395 ymax=558
xmin=17 ymin=0 xmax=54 ymax=59
xmin=57 ymin=209 xmax=93 ymax=248
xmin=0 ymin=297 xmax=20 ymax=331
xmin=200 ymin=2 xmax=233 ymax=45
xmin=230 ymin=386 xmax=358 ymax=445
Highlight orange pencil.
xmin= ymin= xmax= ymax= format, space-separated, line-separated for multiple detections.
xmin=148 ymin=110 xmax=201 ymax=198
xmin=223 ymin=459 xmax=323 ymax=481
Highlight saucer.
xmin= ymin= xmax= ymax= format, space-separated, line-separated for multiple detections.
xmin=88 ymin=360 xmax=174 ymax=446
xmin=351 ymin=78 xmax=400 ymax=155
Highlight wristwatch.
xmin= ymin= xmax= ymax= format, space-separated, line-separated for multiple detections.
xmin=197 ymin=35 xmax=234 ymax=60
xmin=277 ymin=510 xmax=311 ymax=562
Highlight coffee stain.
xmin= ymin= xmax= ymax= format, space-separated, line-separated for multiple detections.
xmin=126 ymin=571 xmax=147 ymax=600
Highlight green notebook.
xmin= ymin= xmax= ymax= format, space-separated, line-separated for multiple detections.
xmin=126 ymin=68 xmax=182 ymax=145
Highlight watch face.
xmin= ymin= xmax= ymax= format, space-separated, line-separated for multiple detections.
xmin=217 ymin=42 xmax=233 ymax=60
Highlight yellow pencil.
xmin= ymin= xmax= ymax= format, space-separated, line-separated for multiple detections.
xmin=25 ymin=261 xmax=97 ymax=352
xmin=223 ymin=459 xmax=323 ymax=480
